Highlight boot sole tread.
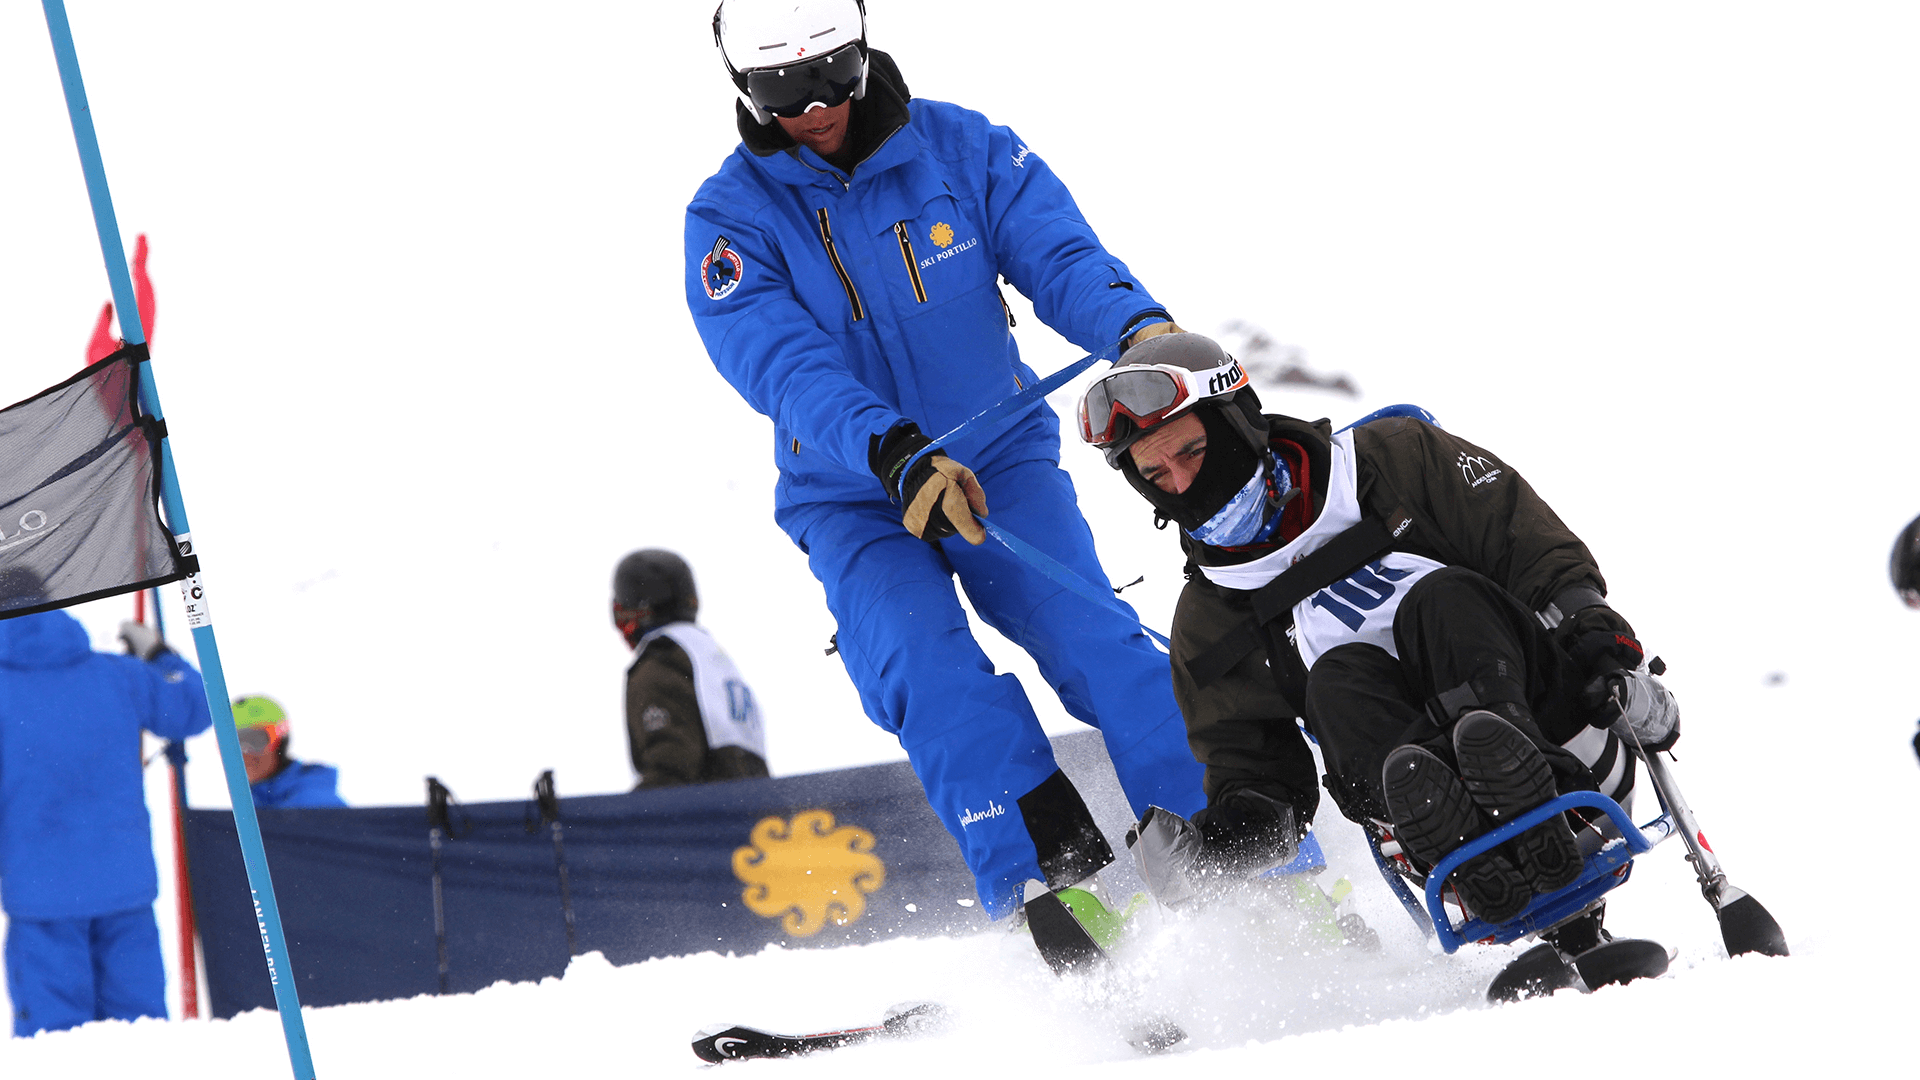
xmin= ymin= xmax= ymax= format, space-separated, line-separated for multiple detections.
xmin=1453 ymin=713 xmax=1583 ymax=893
xmin=1382 ymin=745 xmax=1531 ymax=923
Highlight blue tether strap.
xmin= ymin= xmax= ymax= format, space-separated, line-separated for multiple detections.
xmin=924 ymin=338 xmax=1123 ymax=449
xmin=980 ymin=519 xmax=1173 ymax=651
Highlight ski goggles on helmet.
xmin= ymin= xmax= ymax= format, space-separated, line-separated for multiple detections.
xmin=236 ymin=722 xmax=288 ymax=756
xmin=741 ymin=42 xmax=864 ymax=119
xmin=1077 ymin=357 xmax=1249 ymax=448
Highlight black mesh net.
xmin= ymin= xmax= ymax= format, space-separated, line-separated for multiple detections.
xmin=0 ymin=346 xmax=186 ymax=618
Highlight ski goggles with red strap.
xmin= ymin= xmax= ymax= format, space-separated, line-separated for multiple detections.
xmin=237 ymin=722 xmax=288 ymax=756
xmin=1077 ymin=357 xmax=1249 ymax=447
xmin=740 ymin=42 xmax=866 ymax=119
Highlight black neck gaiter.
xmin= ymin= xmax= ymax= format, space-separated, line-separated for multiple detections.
xmin=1122 ymin=406 xmax=1263 ymax=531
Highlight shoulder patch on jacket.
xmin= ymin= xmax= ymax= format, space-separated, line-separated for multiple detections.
xmin=1457 ymin=451 xmax=1504 ymax=489
xmin=701 ymin=236 xmax=745 ymax=300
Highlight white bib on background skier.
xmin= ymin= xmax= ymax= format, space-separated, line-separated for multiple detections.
xmin=636 ymin=623 xmax=766 ymax=760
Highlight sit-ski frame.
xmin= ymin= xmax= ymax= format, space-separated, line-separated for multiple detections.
xmin=1413 ymin=790 xmax=1672 ymax=953
xmin=1368 ymin=727 xmax=1785 ymax=958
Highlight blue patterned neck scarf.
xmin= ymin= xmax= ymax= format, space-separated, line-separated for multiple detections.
xmin=1186 ymin=453 xmax=1293 ymax=548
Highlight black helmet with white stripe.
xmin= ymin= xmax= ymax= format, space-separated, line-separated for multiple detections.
xmin=1078 ymin=332 xmax=1269 ymax=469
xmin=1077 ymin=332 xmax=1278 ymax=531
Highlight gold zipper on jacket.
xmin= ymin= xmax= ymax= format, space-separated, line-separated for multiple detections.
xmin=814 ymin=208 xmax=865 ymax=321
xmin=893 ymin=222 xmax=929 ymax=303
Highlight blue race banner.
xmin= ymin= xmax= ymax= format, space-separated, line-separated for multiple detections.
xmin=185 ymin=732 xmax=1138 ymax=1017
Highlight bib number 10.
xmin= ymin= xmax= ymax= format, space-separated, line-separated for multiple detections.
xmin=1308 ymin=560 xmax=1416 ymax=632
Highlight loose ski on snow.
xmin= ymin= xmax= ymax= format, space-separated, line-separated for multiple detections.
xmin=692 ymin=1002 xmax=947 ymax=1063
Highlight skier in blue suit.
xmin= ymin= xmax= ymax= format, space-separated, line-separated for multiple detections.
xmin=0 ymin=610 xmax=211 ymax=1036
xmin=687 ymin=1 xmax=1206 ymax=959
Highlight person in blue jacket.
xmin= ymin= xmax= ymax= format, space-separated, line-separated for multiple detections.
xmin=232 ymin=696 xmax=346 ymax=809
xmin=0 ymin=609 xmax=211 ymax=1036
xmin=687 ymin=0 xmax=1207 ymax=965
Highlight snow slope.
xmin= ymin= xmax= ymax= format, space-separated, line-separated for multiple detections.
xmin=1 ymin=1 xmax=1917 ymax=1074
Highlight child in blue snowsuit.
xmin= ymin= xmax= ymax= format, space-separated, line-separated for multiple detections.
xmin=688 ymin=10 xmax=1206 ymax=923
xmin=0 ymin=609 xmax=211 ymax=1036
xmin=232 ymin=695 xmax=347 ymax=809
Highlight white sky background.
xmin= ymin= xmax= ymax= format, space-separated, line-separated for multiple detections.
xmin=0 ymin=2 xmax=1916 ymax=807
xmin=1 ymin=0 xmax=1919 ymax=1068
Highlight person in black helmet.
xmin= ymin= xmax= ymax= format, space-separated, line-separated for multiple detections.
xmin=613 ymin=549 xmax=769 ymax=788
xmin=1892 ymin=513 xmax=1920 ymax=762
xmin=1080 ymin=332 xmax=1681 ymax=988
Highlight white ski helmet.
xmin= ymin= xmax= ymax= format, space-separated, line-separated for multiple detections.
xmin=713 ymin=0 xmax=869 ymax=125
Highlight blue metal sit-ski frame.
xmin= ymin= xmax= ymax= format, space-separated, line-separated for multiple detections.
xmin=1229 ymin=400 xmax=1772 ymax=960
xmin=1405 ymin=791 xmax=1677 ymax=953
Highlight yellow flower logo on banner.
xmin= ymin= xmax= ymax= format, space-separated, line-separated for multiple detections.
xmin=930 ymin=222 xmax=955 ymax=248
xmin=733 ymin=810 xmax=886 ymax=937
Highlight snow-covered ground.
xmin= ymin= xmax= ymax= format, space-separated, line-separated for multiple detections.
xmin=1 ymin=1 xmax=1917 ymax=1074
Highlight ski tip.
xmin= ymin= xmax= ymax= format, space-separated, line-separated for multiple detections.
xmin=693 ymin=1023 xmax=825 ymax=1064
xmin=691 ymin=1026 xmax=755 ymax=1064
xmin=691 ymin=1006 xmax=945 ymax=1063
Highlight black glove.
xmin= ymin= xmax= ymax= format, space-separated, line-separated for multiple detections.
xmin=1558 ymin=604 xmax=1645 ymax=678
xmin=868 ymin=422 xmax=987 ymax=544
xmin=1191 ymin=789 xmax=1299 ymax=874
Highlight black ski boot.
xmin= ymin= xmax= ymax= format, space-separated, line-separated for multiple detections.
xmin=1382 ymin=744 xmax=1530 ymax=924
xmin=1451 ymin=710 xmax=1583 ymax=894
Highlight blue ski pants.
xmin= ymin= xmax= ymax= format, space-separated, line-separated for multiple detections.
xmin=5 ymin=906 xmax=166 ymax=1037
xmin=796 ymin=457 xmax=1206 ymax=917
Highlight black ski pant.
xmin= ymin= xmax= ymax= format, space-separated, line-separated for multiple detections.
xmin=1304 ymin=566 xmax=1604 ymax=827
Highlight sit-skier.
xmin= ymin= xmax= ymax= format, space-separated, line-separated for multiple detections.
xmin=1077 ymin=332 xmax=1680 ymax=996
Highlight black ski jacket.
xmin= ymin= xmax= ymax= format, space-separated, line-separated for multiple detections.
xmin=1168 ymin=414 xmax=1609 ymax=815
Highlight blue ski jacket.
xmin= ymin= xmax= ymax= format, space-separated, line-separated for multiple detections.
xmin=0 ymin=610 xmax=211 ymax=919
xmin=685 ymin=53 xmax=1169 ymax=532
xmin=251 ymin=761 xmax=347 ymax=809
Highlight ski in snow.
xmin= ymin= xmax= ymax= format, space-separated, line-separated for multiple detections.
xmin=692 ymin=1001 xmax=947 ymax=1063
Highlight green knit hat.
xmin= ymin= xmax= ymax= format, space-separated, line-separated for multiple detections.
xmin=232 ymin=695 xmax=288 ymax=729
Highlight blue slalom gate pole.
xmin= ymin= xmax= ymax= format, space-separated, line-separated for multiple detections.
xmin=40 ymin=4 xmax=318 ymax=1076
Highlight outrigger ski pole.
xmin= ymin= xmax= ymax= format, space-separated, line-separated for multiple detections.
xmin=1612 ymin=710 xmax=1789 ymax=959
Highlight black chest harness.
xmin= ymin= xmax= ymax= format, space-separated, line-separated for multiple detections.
xmin=1183 ymin=514 xmax=1406 ymax=714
